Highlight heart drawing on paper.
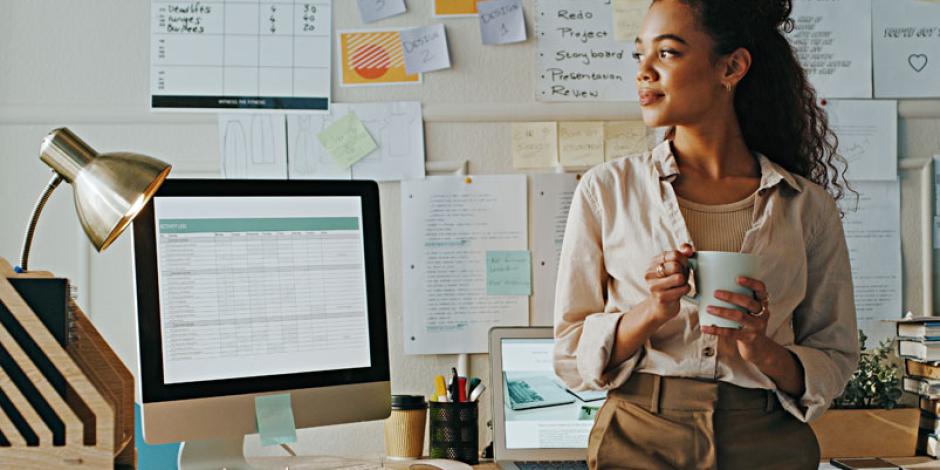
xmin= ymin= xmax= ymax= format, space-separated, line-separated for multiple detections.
xmin=909 ymin=54 xmax=928 ymax=73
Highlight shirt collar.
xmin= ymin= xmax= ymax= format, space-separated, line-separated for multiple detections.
xmin=651 ymin=140 xmax=803 ymax=193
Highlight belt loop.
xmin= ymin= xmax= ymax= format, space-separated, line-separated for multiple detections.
xmin=650 ymin=374 xmax=662 ymax=414
xmin=765 ymin=390 xmax=775 ymax=413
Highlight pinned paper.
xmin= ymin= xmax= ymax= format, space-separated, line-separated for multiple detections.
xmin=317 ymin=112 xmax=378 ymax=168
xmin=486 ymin=251 xmax=532 ymax=296
xmin=559 ymin=121 xmax=605 ymax=167
xmin=357 ymin=0 xmax=407 ymax=23
xmin=612 ymin=0 xmax=649 ymax=42
xmin=512 ymin=122 xmax=558 ymax=169
xmin=338 ymin=29 xmax=421 ymax=87
xmin=401 ymin=24 xmax=452 ymax=74
xmin=604 ymin=121 xmax=650 ymax=160
xmin=478 ymin=0 xmax=527 ymax=45
xmin=219 ymin=114 xmax=288 ymax=179
xmin=255 ymin=394 xmax=297 ymax=447
xmin=873 ymin=0 xmax=940 ymax=98
xmin=434 ymin=0 xmax=478 ymax=17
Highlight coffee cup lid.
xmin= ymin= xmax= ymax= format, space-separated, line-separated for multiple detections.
xmin=391 ymin=395 xmax=427 ymax=410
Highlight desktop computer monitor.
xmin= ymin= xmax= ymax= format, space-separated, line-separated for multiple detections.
xmin=132 ymin=179 xmax=390 ymax=468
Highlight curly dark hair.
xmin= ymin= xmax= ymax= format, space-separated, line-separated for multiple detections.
xmin=658 ymin=0 xmax=852 ymax=206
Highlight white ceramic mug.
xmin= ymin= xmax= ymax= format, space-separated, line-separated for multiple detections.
xmin=686 ymin=251 xmax=760 ymax=329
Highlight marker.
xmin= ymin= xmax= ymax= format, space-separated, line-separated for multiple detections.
xmin=458 ymin=377 xmax=467 ymax=402
xmin=469 ymin=384 xmax=486 ymax=402
xmin=468 ymin=377 xmax=481 ymax=397
xmin=450 ymin=368 xmax=459 ymax=402
xmin=434 ymin=375 xmax=447 ymax=400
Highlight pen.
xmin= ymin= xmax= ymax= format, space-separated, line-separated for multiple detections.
xmin=469 ymin=384 xmax=486 ymax=402
xmin=468 ymin=377 xmax=481 ymax=397
xmin=450 ymin=367 xmax=459 ymax=402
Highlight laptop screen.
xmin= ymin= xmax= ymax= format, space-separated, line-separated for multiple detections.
xmin=500 ymin=338 xmax=606 ymax=450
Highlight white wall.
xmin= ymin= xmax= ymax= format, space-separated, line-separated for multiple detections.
xmin=2 ymin=0 xmax=939 ymax=460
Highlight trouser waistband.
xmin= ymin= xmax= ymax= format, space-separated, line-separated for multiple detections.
xmin=609 ymin=373 xmax=779 ymax=414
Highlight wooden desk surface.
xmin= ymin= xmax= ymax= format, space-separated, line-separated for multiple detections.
xmin=248 ymin=456 xmax=499 ymax=469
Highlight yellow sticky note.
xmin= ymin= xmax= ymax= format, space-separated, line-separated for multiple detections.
xmin=605 ymin=121 xmax=650 ymax=161
xmin=317 ymin=112 xmax=378 ymax=169
xmin=613 ymin=0 xmax=651 ymax=42
xmin=559 ymin=122 xmax=605 ymax=167
xmin=512 ymin=122 xmax=558 ymax=169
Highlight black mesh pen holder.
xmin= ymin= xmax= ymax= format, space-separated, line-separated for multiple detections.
xmin=429 ymin=401 xmax=479 ymax=464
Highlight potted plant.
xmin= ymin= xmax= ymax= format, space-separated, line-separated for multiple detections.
xmin=809 ymin=330 xmax=920 ymax=458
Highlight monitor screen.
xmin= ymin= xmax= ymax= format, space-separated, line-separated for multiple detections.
xmin=153 ymin=195 xmax=372 ymax=384
xmin=134 ymin=179 xmax=389 ymax=406
xmin=500 ymin=338 xmax=606 ymax=450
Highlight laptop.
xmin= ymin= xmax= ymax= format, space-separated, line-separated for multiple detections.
xmin=490 ymin=327 xmax=604 ymax=470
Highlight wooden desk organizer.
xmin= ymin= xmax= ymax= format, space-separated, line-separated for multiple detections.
xmin=0 ymin=258 xmax=134 ymax=468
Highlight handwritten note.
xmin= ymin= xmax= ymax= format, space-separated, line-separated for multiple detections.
xmin=478 ymin=0 xmax=527 ymax=45
xmin=402 ymin=175 xmax=528 ymax=354
xmin=486 ymin=251 xmax=532 ymax=295
xmin=559 ymin=121 xmax=605 ymax=167
xmin=512 ymin=122 xmax=558 ymax=169
xmin=612 ymin=0 xmax=649 ymax=42
xmin=255 ymin=394 xmax=297 ymax=447
xmin=536 ymin=0 xmax=637 ymax=102
xmin=401 ymin=24 xmax=452 ymax=74
xmin=316 ymin=112 xmax=378 ymax=169
xmin=604 ymin=120 xmax=649 ymax=160
xmin=873 ymin=0 xmax=940 ymax=98
xmin=357 ymin=0 xmax=407 ymax=23
xmin=825 ymin=99 xmax=897 ymax=181
xmin=786 ymin=0 xmax=871 ymax=98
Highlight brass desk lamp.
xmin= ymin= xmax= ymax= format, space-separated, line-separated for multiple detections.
xmin=17 ymin=127 xmax=172 ymax=272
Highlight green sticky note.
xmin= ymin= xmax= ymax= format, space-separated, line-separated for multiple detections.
xmin=255 ymin=393 xmax=297 ymax=447
xmin=316 ymin=112 xmax=378 ymax=168
xmin=486 ymin=250 xmax=532 ymax=296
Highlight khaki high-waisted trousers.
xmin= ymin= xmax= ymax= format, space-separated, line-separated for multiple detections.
xmin=588 ymin=373 xmax=820 ymax=470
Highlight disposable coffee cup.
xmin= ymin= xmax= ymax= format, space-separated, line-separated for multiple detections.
xmin=384 ymin=395 xmax=427 ymax=460
xmin=685 ymin=251 xmax=759 ymax=329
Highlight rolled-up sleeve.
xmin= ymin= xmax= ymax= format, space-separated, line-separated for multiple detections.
xmin=776 ymin=198 xmax=860 ymax=422
xmin=553 ymin=177 xmax=643 ymax=391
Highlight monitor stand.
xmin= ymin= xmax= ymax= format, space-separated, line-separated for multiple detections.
xmin=178 ymin=437 xmax=257 ymax=470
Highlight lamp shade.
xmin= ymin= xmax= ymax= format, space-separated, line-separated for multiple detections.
xmin=39 ymin=128 xmax=171 ymax=252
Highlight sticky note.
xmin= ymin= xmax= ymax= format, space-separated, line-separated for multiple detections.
xmin=559 ymin=121 xmax=605 ymax=167
xmin=357 ymin=0 xmax=407 ymax=23
xmin=255 ymin=393 xmax=297 ymax=447
xmin=612 ymin=0 xmax=650 ymax=42
xmin=604 ymin=121 xmax=650 ymax=161
xmin=512 ymin=122 xmax=558 ymax=169
xmin=400 ymin=24 xmax=452 ymax=74
xmin=478 ymin=0 xmax=527 ymax=45
xmin=434 ymin=0 xmax=478 ymax=16
xmin=317 ymin=112 xmax=378 ymax=169
xmin=487 ymin=251 xmax=531 ymax=296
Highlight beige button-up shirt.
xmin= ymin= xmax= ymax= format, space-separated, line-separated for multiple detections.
xmin=553 ymin=141 xmax=859 ymax=423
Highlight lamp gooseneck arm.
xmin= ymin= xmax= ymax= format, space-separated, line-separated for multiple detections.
xmin=18 ymin=174 xmax=64 ymax=273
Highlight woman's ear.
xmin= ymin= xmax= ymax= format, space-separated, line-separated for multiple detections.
xmin=723 ymin=47 xmax=752 ymax=88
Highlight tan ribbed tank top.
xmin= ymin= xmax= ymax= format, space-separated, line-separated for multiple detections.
xmin=677 ymin=192 xmax=756 ymax=252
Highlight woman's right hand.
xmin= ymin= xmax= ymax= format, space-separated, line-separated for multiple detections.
xmin=644 ymin=243 xmax=694 ymax=324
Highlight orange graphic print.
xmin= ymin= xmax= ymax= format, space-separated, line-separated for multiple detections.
xmin=340 ymin=31 xmax=420 ymax=86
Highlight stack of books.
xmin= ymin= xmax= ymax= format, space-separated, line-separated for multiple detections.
xmin=898 ymin=317 xmax=940 ymax=457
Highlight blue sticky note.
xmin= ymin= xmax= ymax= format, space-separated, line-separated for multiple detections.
xmin=486 ymin=250 xmax=531 ymax=296
xmin=255 ymin=393 xmax=297 ymax=447
xmin=135 ymin=403 xmax=181 ymax=470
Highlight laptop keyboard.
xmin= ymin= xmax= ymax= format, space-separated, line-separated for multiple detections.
xmin=515 ymin=461 xmax=589 ymax=470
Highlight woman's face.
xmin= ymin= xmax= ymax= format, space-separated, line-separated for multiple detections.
xmin=634 ymin=0 xmax=728 ymax=129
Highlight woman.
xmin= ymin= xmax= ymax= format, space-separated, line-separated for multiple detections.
xmin=553 ymin=0 xmax=859 ymax=469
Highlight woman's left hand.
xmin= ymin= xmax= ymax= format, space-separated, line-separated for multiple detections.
xmin=701 ymin=276 xmax=772 ymax=364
